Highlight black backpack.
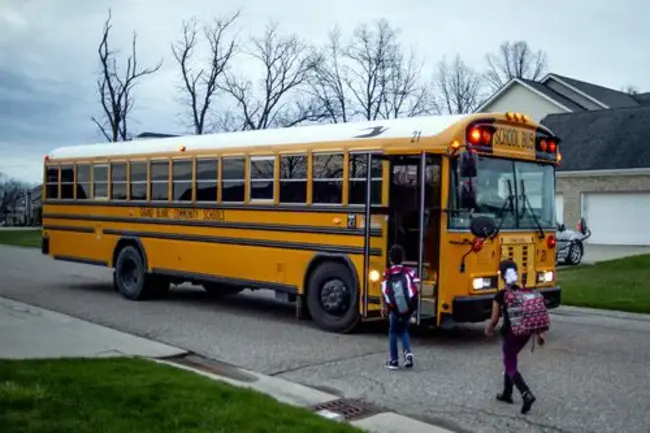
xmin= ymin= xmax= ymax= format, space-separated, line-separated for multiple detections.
xmin=386 ymin=270 xmax=415 ymax=317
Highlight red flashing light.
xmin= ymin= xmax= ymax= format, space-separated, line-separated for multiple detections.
xmin=548 ymin=140 xmax=557 ymax=153
xmin=469 ymin=128 xmax=481 ymax=144
xmin=539 ymin=140 xmax=548 ymax=152
xmin=471 ymin=238 xmax=484 ymax=252
xmin=481 ymin=130 xmax=492 ymax=145
xmin=547 ymin=235 xmax=557 ymax=249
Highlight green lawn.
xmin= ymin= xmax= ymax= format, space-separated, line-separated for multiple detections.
xmin=0 ymin=229 xmax=41 ymax=248
xmin=0 ymin=357 xmax=362 ymax=433
xmin=558 ymin=254 xmax=650 ymax=314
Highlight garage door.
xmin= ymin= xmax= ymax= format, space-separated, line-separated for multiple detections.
xmin=582 ymin=192 xmax=650 ymax=245
xmin=555 ymin=194 xmax=564 ymax=225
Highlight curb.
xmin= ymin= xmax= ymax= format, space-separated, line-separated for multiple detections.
xmin=151 ymin=354 xmax=455 ymax=433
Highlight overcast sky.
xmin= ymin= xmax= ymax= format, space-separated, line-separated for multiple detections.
xmin=1 ymin=0 xmax=648 ymax=184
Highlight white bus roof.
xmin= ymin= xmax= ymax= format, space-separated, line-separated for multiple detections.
xmin=48 ymin=114 xmax=470 ymax=160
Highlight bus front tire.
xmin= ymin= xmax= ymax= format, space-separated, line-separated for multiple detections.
xmin=306 ymin=262 xmax=359 ymax=334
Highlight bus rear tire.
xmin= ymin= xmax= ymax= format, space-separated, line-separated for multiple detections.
xmin=114 ymin=245 xmax=152 ymax=301
xmin=306 ymin=262 xmax=359 ymax=334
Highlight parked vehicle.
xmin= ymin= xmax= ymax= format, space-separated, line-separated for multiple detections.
xmin=556 ymin=218 xmax=591 ymax=265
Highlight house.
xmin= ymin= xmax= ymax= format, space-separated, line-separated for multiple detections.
xmin=475 ymin=73 xmax=650 ymax=246
xmin=542 ymin=106 xmax=650 ymax=246
xmin=475 ymin=73 xmax=646 ymax=121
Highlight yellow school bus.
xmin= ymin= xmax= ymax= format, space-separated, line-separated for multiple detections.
xmin=41 ymin=112 xmax=562 ymax=333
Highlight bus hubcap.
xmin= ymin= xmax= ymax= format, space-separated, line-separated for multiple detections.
xmin=320 ymin=279 xmax=350 ymax=315
xmin=120 ymin=259 xmax=140 ymax=292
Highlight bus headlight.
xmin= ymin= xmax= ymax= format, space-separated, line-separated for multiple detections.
xmin=472 ymin=277 xmax=492 ymax=290
xmin=369 ymin=269 xmax=381 ymax=282
xmin=537 ymin=271 xmax=554 ymax=283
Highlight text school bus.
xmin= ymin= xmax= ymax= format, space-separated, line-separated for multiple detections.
xmin=41 ymin=113 xmax=562 ymax=333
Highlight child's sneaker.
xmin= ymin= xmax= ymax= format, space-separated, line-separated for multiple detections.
xmin=404 ymin=352 xmax=414 ymax=369
xmin=386 ymin=359 xmax=399 ymax=370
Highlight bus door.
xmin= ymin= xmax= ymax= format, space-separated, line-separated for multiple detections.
xmin=382 ymin=152 xmax=442 ymax=325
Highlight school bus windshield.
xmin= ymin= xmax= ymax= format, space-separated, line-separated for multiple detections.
xmin=449 ymin=156 xmax=556 ymax=230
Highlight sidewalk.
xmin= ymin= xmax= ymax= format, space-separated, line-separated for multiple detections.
xmin=0 ymin=296 xmax=454 ymax=433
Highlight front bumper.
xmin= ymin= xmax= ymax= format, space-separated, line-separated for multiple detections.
xmin=451 ymin=286 xmax=561 ymax=323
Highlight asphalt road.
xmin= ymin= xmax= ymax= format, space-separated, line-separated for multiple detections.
xmin=1 ymin=245 xmax=648 ymax=433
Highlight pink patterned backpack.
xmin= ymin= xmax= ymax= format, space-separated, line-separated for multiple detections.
xmin=504 ymin=288 xmax=550 ymax=336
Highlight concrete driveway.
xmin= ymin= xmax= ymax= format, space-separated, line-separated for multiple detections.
xmin=582 ymin=244 xmax=650 ymax=264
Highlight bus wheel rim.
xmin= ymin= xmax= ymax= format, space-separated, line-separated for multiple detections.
xmin=320 ymin=278 xmax=350 ymax=315
xmin=120 ymin=258 xmax=140 ymax=293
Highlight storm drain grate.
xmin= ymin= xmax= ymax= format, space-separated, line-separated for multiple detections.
xmin=311 ymin=398 xmax=384 ymax=421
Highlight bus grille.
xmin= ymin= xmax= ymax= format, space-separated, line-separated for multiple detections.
xmin=501 ymin=244 xmax=535 ymax=287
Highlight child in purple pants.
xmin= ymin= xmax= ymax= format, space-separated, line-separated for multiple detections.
xmin=485 ymin=259 xmax=546 ymax=415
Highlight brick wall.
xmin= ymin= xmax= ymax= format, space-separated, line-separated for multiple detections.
xmin=556 ymin=173 xmax=650 ymax=226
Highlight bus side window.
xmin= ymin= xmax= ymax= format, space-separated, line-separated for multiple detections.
xmin=92 ymin=164 xmax=109 ymax=199
xmin=196 ymin=158 xmax=218 ymax=202
xmin=129 ymin=162 xmax=147 ymax=201
xmin=250 ymin=156 xmax=275 ymax=201
xmin=349 ymin=153 xmax=382 ymax=205
xmin=45 ymin=166 xmax=59 ymax=199
xmin=172 ymin=159 xmax=192 ymax=202
xmin=76 ymin=165 xmax=91 ymax=200
xmin=312 ymin=153 xmax=343 ymax=204
xmin=111 ymin=162 xmax=127 ymax=200
xmin=150 ymin=160 xmax=170 ymax=201
xmin=279 ymin=154 xmax=307 ymax=203
xmin=222 ymin=157 xmax=245 ymax=202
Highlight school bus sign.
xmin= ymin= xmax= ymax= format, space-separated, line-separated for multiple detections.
xmin=492 ymin=127 xmax=535 ymax=155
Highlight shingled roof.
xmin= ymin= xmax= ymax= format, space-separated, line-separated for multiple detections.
xmin=547 ymin=74 xmax=641 ymax=109
xmin=541 ymin=105 xmax=650 ymax=171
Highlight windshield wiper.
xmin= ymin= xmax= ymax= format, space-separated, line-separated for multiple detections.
xmin=490 ymin=179 xmax=516 ymax=239
xmin=518 ymin=179 xmax=545 ymax=239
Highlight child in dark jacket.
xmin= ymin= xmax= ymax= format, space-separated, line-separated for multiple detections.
xmin=485 ymin=259 xmax=546 ymax=414
xmin=381 ymin=245 xmax=419 ymax=370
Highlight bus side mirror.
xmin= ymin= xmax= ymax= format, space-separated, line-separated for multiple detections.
xmin=470 ymin=215 xmax=497 ymax=239
xmin=459 ymin=151 xmax=477 ymax=178
xmin=459 ymin=181 xmax=477 ymax=210
xmin=558 ymin=223 xmax=566 ymax=232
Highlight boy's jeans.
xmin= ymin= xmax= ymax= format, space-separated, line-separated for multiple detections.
xmin=389 ymin=311 xmax=412 ymax=361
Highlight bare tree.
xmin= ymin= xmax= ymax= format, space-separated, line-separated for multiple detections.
xmin=0 ymin=174 xmax=27 ymax=225
xmin=218 ymin=23 xmax=323 ymax=131
xmin=484 ymin=41 xmax=548 ymax=91
xmin=310 ymin=20 xmax=434 ymax=123
xmin=92 ymin=9 xmax=163 ymax=142
xmin=621 ymin=85 xmax=639 ymax=95
xmin=434 ymin=55 xmax=484 ymax=114
xmin=172 ymin=12 xmax=239 ymax=134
